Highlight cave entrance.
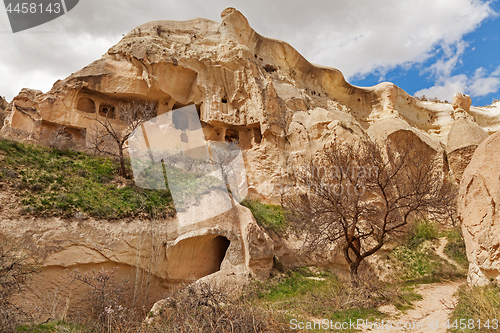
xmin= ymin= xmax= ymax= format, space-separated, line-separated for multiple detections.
xmin=224 ymin=129 xmax=239 ymax=144
xmin=166 ymin=234 xmax=231 ymax=281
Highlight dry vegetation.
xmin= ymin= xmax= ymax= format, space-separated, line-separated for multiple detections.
xmin=0 ymin=137 xmax=497 ymax=332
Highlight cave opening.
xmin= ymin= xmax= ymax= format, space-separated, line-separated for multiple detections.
xmin=77 ymin=97 xmax=96 ymax=114
xmin=224 ymin=129 xmax=239 ymax=144
xmin=166 ymin=234 xmax=231 ymax=281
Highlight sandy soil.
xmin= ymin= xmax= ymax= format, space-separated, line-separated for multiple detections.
xmin=362 ymin=237 xmax=466 ymax=332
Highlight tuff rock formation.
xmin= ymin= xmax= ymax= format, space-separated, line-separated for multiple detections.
xmin=0 ymin=195 xmax=273 ymax=318
xmin=447 ymin=109 xmax=489 ymax=183
xmin=0 ymin=7 xmax=498 ymax=306
xmin=459 ymin=131 xmax=500 ymax=286
xmin=0 ymin=95 xmax=10 ymax=131
xmin=1 ymin=8 xmax=496 ymax=201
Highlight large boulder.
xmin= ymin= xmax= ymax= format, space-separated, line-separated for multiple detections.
xmin=447 ymin=109 xmax=489 ymax=183
xmin=367 ymin=117 xmax=448 ymax=175
xmin=458 ymin=131 xmax=500 ymax=285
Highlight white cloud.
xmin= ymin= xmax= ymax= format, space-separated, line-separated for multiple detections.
xmin=293 ymin=0 xmax=494 ymax=80
xmin=414 ymin=75 xmax=468 ymax=101
xmin=469 ymin=66 xmax=500 ymax=97
xmin=414 ymin=66 xmax=500 ymax=101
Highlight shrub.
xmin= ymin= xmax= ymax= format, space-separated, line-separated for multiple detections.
xmin=0 ymin=238 xmax=39 ymax=332
xmin=66 ymin=268 xmax=132 ymax=329
xmin=406 ymin=219 xmax=439 ymax=250
xmin=443 ymin=228 xmax=469 ymax=268
xmin=241 ymin=199 xmax=287 ymax=232
xmin=145 ymin=282 xmax=292 ymax=332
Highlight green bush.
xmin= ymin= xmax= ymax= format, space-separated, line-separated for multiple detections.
xmin=443 ymin=228 xmax=469 ymax=268
xmin=241 ymin=199 xmax=287 ymax=232
xmin=390 ymin=244 xmax=461 ymax=283
xmin=406 ymin=219 xmax=439 ymax=249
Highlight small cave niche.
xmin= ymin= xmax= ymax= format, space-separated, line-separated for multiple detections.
xmin=166 ymin=235 xmax=231 ymax=281
xmin=221 ymin=98 xmax=228 ymax=104
xmin=172 ymin=101 xmax=189 ymax=111
xmin=195 ymin=103 xmax=201 ymax=119
xmin=253 ymin=127 xmax=262 ymax=145
xmin=77 ymin=97 xmax=96 ymax=114
xmin=264 ymin=64 xmax=277 ymax=73
xmin=172 ymin=110 xmax=189 ymax=131
xmin=99 ymin=104 xmax=116 ymax=119
xmin=224 ymin=129 xmax=239 ymax=144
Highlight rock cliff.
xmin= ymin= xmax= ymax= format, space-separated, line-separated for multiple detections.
xmin=1 ymin=7 xmax=498 ymax=297
xmin=458 ymin=131 xmax=500 ymax=286
xmin=1 ymin=8 xmax=496 ymax=202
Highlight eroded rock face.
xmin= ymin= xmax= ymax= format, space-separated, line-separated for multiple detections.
xmin=458 ymin=131 xmax=500 ymax=286
xmin=0 ymin=6 xmax=495 ymax=300
xmin=0 ymin=95 xmax=7 ymax=131
xmin=452 ymin=93 xmax=472 ymax=113
xmin=1 ymin=7 xmax=490 ymax=203
xmin=447 ymin=109 xmax=489 ymax=183
xmin=0 ymin=201 xmax=272 ymax=317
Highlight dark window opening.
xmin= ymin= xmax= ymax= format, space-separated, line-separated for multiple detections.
xmin=180 ymin=132 xmax=188 ymax=143
xmin=172 ymin=110 xmax=189 ymax=131
xmin=224 ymin=129 xmax=239 ymax=144
xmin=264 ymin=64 xmax=277 ymax=73
xmin=99 ymin=104 xmax=115 ymax=118
xmin=253 ymin=127 xmax=262 ymax=144
xmin=195 ymin=104 xmax=201 ymax=119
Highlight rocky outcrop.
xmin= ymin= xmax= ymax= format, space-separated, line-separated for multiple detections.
xmin=447 ymin=108 xmax=489 ymax=183
xmin=0 ymin=201 xmax=273 ymax=317
xmin=0 ymin=95 xmax=8 ymax=131
xmin=1 ymin=7 xmax=492 ymax=203
xmin=458 ymin=131 xmax=500 ymax=286
xmin=1 ymin=6 xmax=496 ymax=300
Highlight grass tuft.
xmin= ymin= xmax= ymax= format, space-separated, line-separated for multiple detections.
xmin=450 ymin=284 xmax=500 ymax=333
xmin=406 ymin=219 xmax=439 ymax=250
xmin=241 ymin=199 xmax=287 ymax=232
xmin=442 ymin=228 xmax=469 ymax=268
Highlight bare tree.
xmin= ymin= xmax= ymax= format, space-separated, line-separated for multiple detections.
xmin=284 ymin=136 xmax=456 ymax=284
xmin=0 ymin=238 xmax=39 ymax=332
xmin=88 ymin=100 xmax=156 ymax=178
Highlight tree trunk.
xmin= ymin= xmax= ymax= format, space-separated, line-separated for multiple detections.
xmin=119 ymin=147 xmax=127 ymax=178
xmin=349 ymin=261 xmax=360 ymax=287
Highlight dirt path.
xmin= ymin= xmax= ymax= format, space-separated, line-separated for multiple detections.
xmin=363 ymin=280 xmax=464 ymax=332
xmin=362 ymin=238 xmax=466 ymax=332
xmin=435 ymin=237 xmax=462 ymax=269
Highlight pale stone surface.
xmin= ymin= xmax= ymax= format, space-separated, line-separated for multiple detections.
xmin=0 ymin=96 xmax=7 ymax=131
xmin=0 ymin=200 xmax=273 ymax=316
xmin=458 ymin=131 xmax=500 ymax=286
xmin=469 ymin=100 xmax=500 ymax=134
xmin=1 ymin=7 xmax=491 ymax=202
xmin=446 ymin=114 xmax=488 ymax=182
xmin=1 ymin=5 xmax=497 ymax=302
xmin=452 ymin=92 xmax=472 ymax=112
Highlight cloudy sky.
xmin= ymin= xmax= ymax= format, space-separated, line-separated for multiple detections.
xmin=1 ymin=0 xmax=499 ymax=106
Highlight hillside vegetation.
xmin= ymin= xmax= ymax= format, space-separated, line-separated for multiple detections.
xmin=0 ymin=139 xmax=173 ymax=219
xmin=0 ymin=139 xmax=498 ymax=332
